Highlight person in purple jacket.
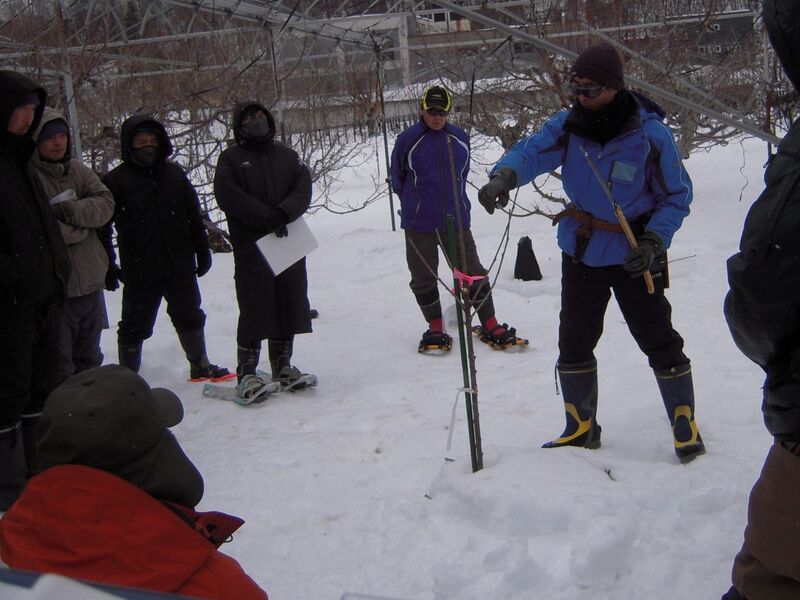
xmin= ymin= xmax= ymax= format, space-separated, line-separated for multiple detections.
xmin=391 ymin=86 xmax=522 ymax=353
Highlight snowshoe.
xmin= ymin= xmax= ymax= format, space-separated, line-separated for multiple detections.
xmin=272 ymin=366 xmax=318 ymax=392
xmin=189 ymin=363 xmax=236 ymax=383
xmin=202 ymin=374 xmax=280 ymax=405
xmin=418 ymin=329 xmax=452 ymax=354
xmin=472 ymin=323 xmax=529 ymax=350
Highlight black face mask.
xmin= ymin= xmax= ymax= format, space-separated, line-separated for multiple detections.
xmin=239 ymin=118 xmax=271 ymax=140
xmin=131 ymin=146 xmax=159 ymax=168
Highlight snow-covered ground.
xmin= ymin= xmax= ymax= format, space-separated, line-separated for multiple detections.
xmin=101 ymin=134 xmax=772 ymax=600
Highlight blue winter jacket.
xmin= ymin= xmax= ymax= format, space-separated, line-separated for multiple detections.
xmin=391 ymin=120 xmax=471 ymax=232
xmin=493 ymin=99 xmax=692 ymax=266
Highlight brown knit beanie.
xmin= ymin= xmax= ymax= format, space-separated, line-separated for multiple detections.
xmin=571 ymin=43 xmax=625 ymax=90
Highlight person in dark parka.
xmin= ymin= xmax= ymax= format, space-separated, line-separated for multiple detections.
xmin=0 ymin=70 xmax=71 ymax=510
xmin=213 ymin=102 xmax=313 ymax=397
xmin=103 ymin=115 xmax=230 ymax=382
xmin=722 ymin=1 xmax=800 ymax=598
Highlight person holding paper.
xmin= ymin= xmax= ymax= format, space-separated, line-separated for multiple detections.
xmin=214 ymin=102 xmax=316 ymax=401
xmin=103 ymin=115 xmax=231 ymax=382
xmin=0 ymin=71 xmax=70 ymax=510
xmin=31 ymin=107 xmax=114 ymax=383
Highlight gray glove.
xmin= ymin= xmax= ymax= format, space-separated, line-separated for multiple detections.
xmin=478 ymin=168 xmax=517 ymax=215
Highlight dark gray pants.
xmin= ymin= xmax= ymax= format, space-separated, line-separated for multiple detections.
xmin=56 ymin=290 xmax=105 ymax=383
xmin=404 ymin=229 xmax=495 ymax=324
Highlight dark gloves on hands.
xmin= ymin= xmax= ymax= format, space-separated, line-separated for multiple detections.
xmin=196 ymin=249 xmax=212 ymax=277
xmin=623 ymin=231 xmax=665 ymax=277
xmin=105 ymin=263 xmax=121 ymax=291
xmin=263 ymin=207 xmax=289 ymax=238
xmin=478 ymin=167 xmax=517 ymax=215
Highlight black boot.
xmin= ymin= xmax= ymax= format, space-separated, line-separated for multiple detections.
xmin=237 ymin=343 xmax=261 ymax=383
xmin=118 ymin=339 xmax=143 ymax=372
xmin=20 ymin=414 xmax=41 ymax=477
xmin=178 ymin=329 xmax=231 ymax=380
xmin=542 ymin=359 xmax=602 ymax=449
xmin=0 ymin=422 xmax=27 ymax=511
xmin=268 ymin=338 xmax=294 ymax=378
xmin=654 ymin=364 xmax=706 ymax=463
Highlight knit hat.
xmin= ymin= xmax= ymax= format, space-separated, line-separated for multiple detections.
xmin=421 ymin=86 xmax=452 ymax=112
xmin=571 ymin=43 xmax=625 ymax=91
xmin=15 ymin=92 xmax=40 ymax=108
xmin=37 ymin=118 xmax=69 ymax=143
xmin=131 ymin=122 xmax=162 ymax=140
xmin=39 ymin=365 xmax=204 ymax=507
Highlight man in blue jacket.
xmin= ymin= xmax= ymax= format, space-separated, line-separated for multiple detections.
xmin=391 ymin=86 xmax=521 ymax=353
xmin=479 ymin=44 xmax=704 ymax=462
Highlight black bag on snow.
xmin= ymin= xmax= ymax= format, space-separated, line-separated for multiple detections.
xmin=514 ymin=236 xmax=542 ymax=281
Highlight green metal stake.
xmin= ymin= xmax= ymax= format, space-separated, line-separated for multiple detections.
xmin=446 ymin=214 xmax=483 ymax=472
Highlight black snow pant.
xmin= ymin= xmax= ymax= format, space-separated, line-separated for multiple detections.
xmin=0 ymin=301 xmax=61 ymax=428
xmin=558 ymin=253 xmax=688 ymax=370
xmin=56 ymin=290 xmax=105 ymax=383
xmin=117 ymin=273 xmax=206 ymax=344
xmin=404 ymin=229 xmax=495 ymax=324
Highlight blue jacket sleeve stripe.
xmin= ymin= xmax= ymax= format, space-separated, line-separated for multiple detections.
xmin=645 ymin=120 xmax=693 ymax=248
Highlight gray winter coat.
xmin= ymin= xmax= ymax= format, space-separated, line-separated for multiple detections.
xmin=32 ymin=107 xmax=114 ymax=298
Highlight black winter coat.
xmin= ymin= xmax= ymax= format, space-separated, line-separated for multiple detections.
xmin=214 ymin=102 xmax=313 ymax=340
xmin=724 ymin=0 xmax=800 ymax=440
xmin=0 ymin=71 xmax=70 ymax=309
xmin=103 ymin=115 xmax=209 ymax=283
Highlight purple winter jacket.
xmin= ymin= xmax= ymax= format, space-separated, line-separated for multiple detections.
xmin=390 ymin=120 xmax=472 ymax=232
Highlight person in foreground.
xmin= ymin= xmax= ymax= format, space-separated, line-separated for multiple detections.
xmin=479 ymin=43 xmax=704 ymax=462
xmin=390 ymin=85 xmax=525 ymax=354
xmin=722 ymin=0 xmax=800 ymax=597
xmin=0 ymin=364 xmax=268 ymax=600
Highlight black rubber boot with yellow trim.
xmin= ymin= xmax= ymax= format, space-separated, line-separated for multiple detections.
xmin=655 ymin=364 xmax=706 ymax=463
xmin=542 ymin=359 xmax=601 ymax=449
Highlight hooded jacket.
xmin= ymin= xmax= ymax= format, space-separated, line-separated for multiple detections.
xmin=390 ymin=119 xmax=472 ymax=232
xmin=492 ymin=94 xmax=692 ymax=267
xmin=103 ymin=115 xmax=209 ymax=283
xmin=0 ymin=71 xmax=70 ymax=308
xmin=213 ymin=102 xmax=313 ymax=340
xmin=724 ymin=0 xmax=800 ymax=440
xmin=0 ymin=465 xmax=268 ymax=600
xmin=31 ymin=107 xmax=114 ymax=297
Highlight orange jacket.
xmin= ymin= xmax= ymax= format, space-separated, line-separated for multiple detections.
xmin=0 ymin=465 xmax=267 ymax=600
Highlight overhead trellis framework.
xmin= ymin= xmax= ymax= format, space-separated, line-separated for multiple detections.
xmin=0 ymin=1 xmax=781 ymax=163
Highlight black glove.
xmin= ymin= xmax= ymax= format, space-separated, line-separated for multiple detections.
xmin=50 ymin=202 xmax=67 ymax=222
xmin=478 ymin=167 xmax=517 ymax=215
xmin=623 ymin=231 xmax=664 ymax=277
xmin=263 ymin=207 xmax=289 ymax=236
xmin=105 ymin=263 xmax=121 ymax=291
xmin=790 ymin=346 xmax=800 ymax=381
xmin=196 ymin=249 xmax=212 ymax=277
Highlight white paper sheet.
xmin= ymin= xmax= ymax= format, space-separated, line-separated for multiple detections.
xmin=256 ymin=217 xmax=318 ymax=276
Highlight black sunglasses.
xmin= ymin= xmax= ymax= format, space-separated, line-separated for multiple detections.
xmin=568 ymin=81 xmax=605 ymax=99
